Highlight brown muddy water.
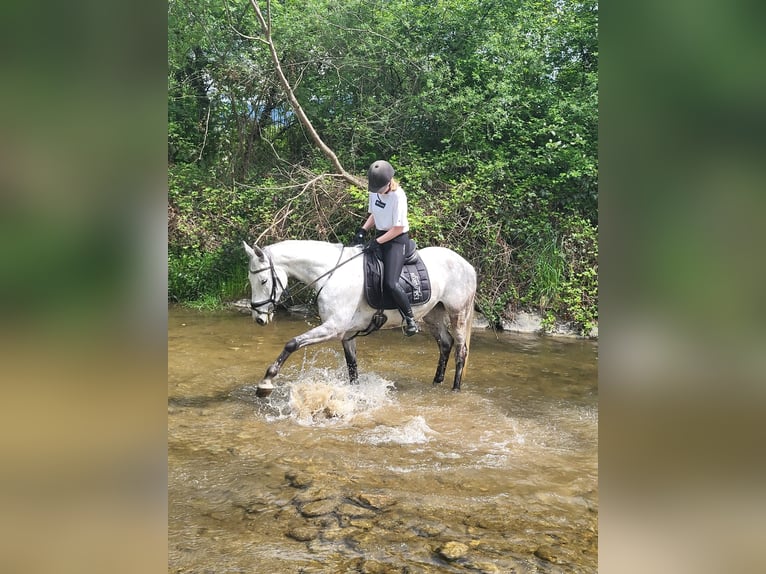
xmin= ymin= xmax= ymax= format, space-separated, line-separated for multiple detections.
xmin=168 ymin=306 xmax=598 ymax=573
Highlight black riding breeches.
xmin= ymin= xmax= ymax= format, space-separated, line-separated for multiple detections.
xmin=378 ymin=232 xmax=413 ymax=318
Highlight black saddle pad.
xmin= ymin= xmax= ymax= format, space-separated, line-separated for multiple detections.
xmin=363 ymin=248 xmax=432 ymax=310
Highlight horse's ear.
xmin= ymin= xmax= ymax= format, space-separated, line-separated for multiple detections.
xmin=242 ymin=240 xmax=264 ymax=260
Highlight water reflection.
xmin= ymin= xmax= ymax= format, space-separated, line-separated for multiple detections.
xmin=169 ymin=307 xmax=598 ymax=572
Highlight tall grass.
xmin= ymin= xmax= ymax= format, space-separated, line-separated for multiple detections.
xmin=168 ymin=245 xmax=248 ymax=309
xmin=531 ymin=233 xmax=566 ymax=312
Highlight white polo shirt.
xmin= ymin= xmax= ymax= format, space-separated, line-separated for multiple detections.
xmin=368 ymin=186 xmax=409 ymax=232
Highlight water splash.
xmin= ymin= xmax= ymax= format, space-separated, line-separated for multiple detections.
xmin=359 ymin=415 xmax=437 ymax=445
xmin=247 ymin=349 xmax=397 ymax=425
xmin=287 ymin=371 xmax=396 ymax=426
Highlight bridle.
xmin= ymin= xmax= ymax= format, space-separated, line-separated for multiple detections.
xmin=248 ymin=247 xmax=365 ymax=313
xmin=248 ymin=254 xmax=286 ymax=312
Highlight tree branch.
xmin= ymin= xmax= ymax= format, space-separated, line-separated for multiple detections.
xmin=247 ymin=0 xmax=366 ymax=189
xmin=197 ymin=103 xmax=212 ymax=161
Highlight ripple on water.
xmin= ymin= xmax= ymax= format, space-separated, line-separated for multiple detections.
xmin=357 ymin=415 xmax=436 ymax=445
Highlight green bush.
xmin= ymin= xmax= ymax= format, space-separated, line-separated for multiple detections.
xmin=168 ymin=245 xmax=247 ymax=305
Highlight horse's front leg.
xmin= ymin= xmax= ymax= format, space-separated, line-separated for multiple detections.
xmin=341 ymin=337 xmax=358 ymax=384
xmin=256 ymin=323 xmax=342 ymax=397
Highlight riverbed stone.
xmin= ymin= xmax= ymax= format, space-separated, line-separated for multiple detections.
xmin=534 ymin=543 xmax=574 ymax=565
xmin=346 ymin=529 xmax=376 ymax=550
xmin=349 ymin=519 xmax=374 ymax=530
xmin=355 ymin=492 xmax=396 ymax=510
xmin=318 ymin=524 xmax=346 ymax=542
xmin=292 ymin=486 xmax=337 ymax=504
xmin=471 ymin=513 xmax=512 ymax=531
xmin=337 ymin=502 xmax=377 ymax=519
xmin=286 ymin=525 xmax=320 ymax=542
xmin=437 ymin=541 xmax=470 ymax=561
xmin=358 ymin=559 xmax=401 ymax=574
xmin=412 ymin=521 xmax=446 ymax=537
xmin=285 ymin=470 xmax=314 ymax=489
xmin=376 ymin=516 xmax=405 ymax=531
xmin=275 ymin=503 xmax=300 ymax=521
xmin=299 ymin=498 xmax=338 ymax=517
xmin=464 ymin=560 xmax=501 ymax=573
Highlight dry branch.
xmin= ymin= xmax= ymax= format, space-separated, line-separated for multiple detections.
xmin=247 ymin=0 xmax=366 ymax=189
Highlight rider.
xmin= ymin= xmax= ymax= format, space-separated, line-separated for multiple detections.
xmin=353 ymin=160 xmax=419 ymax=336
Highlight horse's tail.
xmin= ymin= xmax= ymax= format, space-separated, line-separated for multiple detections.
xmin=463 ymin=293 xmax=475 ymax=376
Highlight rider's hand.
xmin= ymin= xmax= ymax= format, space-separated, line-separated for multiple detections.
xmin=352 ymin=227 xmax=366 ymax=246
xmin=363 ymin=239 xmax=379 ymax=253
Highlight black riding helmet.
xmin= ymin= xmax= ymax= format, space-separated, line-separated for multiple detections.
xmin=367 ymin=160 xmax=395 ymax=194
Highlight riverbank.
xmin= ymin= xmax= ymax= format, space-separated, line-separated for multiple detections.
xmin=227 ymin=299 xmax=598 ymax=340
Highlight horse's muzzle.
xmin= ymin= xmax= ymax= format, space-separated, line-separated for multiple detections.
xmin=252 ymin=309 xmax=272 ymax=325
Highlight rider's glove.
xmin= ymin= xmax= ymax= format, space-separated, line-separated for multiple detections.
xmin=352 ymin=227 xmax=366 ymax=246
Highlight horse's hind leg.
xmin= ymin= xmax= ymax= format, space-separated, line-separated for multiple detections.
xmin=450 ymin=310 xmax=471 ymax=392
xmin=341 ymin=337 xmax=358 ymax=384
xmin=424 ymin=305 xmax=453 ymax=386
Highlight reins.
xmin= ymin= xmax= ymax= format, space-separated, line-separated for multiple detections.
xmin=252 ymin=247 xmax=365 ymax=310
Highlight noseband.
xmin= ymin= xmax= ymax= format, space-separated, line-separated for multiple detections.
xmin=249 ymin=255 xmax=285 ymax=312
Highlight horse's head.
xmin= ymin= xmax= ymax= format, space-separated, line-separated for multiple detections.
xmin=243 ymin=241 xmax=287 ymax=326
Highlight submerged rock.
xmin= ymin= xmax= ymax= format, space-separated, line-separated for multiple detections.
xmin=292 ymin=486 xmax=339 ymax=504
xmin=285 ymin=470 xmax=314 ymax=489
xmin=299 ymin=498 xmax=338 ymax=517
xmin=438 ymin=541 xmax=469 ymax=561
xmin=355 ymin=492 xmax=396 ymax=510
xmin=349 ymin=519 xmax=374 ymax=530
xmin=286 ymin=525 xmax=319 ymax=542
xmin=337 ymin=502 xmax=377 ymax=519
xmin=534 ymin=543 xmax=574 ymax=565
xmin=358 ymin=559 xmax=402 ymax=574
xmin=412 ymin=521 xmax=446 ymax=538
xmin=463 ymin=561 xmax=500 ymax=573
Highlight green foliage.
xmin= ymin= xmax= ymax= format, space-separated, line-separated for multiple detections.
xmin=167 ymin=246 xmax=246 ymax=304
xmin=559 ymin=215 xmax=599 ymax=334
xmin=182 ymin=293 xmax=225 ymax=312
xmin=530 ymin=231 xmax=567 ymax=313
xmin=167 ymin=0 xmax=598 ymax=329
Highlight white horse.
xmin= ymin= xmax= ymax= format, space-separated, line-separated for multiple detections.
xmin=243 ymin=240 xmax=476 ymax=397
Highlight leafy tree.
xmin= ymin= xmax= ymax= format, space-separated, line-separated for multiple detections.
xmin=167 ymin=0 xmax=598 ymax=334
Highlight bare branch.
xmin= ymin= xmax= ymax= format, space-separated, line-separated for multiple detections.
xmin=197 ymin=104 xmax=212 ymax=161
xmin=222 ymin=0 xmax=261 ymax=41
xmin=247 ymin=0 xmax=366 ymax=189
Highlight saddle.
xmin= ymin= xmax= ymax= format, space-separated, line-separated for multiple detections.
xmin=363 ymin=239 xmax=432 ymax=310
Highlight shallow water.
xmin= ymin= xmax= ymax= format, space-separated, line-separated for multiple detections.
xmin=168 ymin=306 xmax=598 ymax=573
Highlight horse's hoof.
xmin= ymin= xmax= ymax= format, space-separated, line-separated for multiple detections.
xmin=256 ymin=380 xmax=274 ymax=398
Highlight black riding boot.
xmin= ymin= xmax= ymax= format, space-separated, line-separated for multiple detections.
xmin=390 ymin=288 xmax=418 ymax=336
xmin=404 ymin=314 xmax=419 ymax=336
xmin=381 ymin=235 xmax=418 ymax=336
